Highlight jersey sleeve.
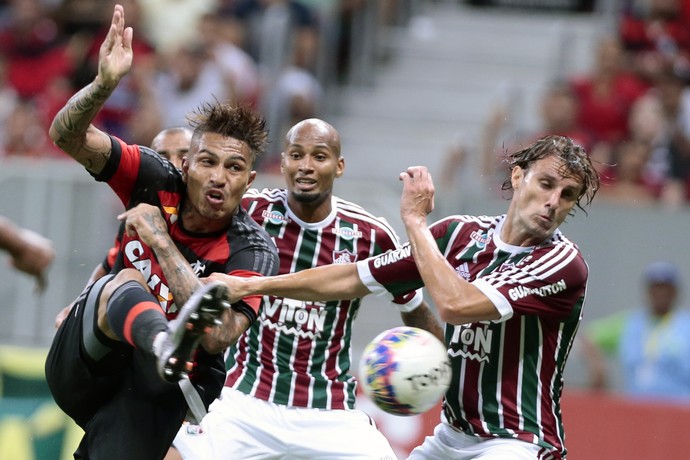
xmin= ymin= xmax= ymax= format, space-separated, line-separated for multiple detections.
xmin=472 ymin=242 xmax=589 ymax=322
xmin=92 ymin=135 xmax=180 ymax=209
xmin=226 ymin=269 xmax=271 ymax=324
xmin=224 ymin=217 xmax=280 ymax=323
xmin=369 ymin=220 xmax=425 ymax=311
xmin=356 ymin=244 xmax=424 ymax=303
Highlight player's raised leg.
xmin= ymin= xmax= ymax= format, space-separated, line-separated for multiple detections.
xmin=155 ymin=281 xmax=231 ymax=383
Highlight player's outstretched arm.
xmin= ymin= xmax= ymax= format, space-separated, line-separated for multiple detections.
xmin=206 ymin=263 xmax=371 ymax=304
xmin=48 ymin=3 xmax=133 ymax=174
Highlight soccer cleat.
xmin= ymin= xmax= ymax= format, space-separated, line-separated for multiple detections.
xmin=156 ymin=281 xmax=231 ymax=383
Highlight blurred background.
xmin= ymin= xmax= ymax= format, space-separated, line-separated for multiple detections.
xmin=2 ymin=0 xmax=690 ymax=458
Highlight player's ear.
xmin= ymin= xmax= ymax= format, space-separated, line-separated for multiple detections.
xmin=335 ymin=156 xmax=345 ymax=178
xmin=280 ymin=152 xmax=286 ymax=175
xmin=510 ymin=165 xmax=524 ymax=190
xmin=181 ymin=157 xmax=189 ymax=183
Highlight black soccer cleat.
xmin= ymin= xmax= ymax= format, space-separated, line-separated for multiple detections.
xmin=156 ymin=281 xmax=230 ymax=383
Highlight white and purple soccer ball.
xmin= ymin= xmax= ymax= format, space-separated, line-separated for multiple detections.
xmin=358 ymin=326 xmax=451 ymax=416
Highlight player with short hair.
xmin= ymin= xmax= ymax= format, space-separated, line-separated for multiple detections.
xmin=151 ymin=126 xmax=194 ymax=169
xmin=44 ymin=5 xmax=279 ymax=460
xmin=172 ymin=118 xmax=442 ymax=459
xmin=206 ymin=135 xmax=600 ymax=459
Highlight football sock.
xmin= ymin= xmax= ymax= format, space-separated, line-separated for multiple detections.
xmin=106 ymin=280 xmax=168 ymax=353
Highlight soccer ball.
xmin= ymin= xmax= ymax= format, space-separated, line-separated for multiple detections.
xmin=358 ymin=326 xmax=451 ymax=416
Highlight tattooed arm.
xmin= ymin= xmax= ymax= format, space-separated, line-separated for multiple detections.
xmin=119 ymin=204 xmax=250 ymax=353
xmin=117 ymin=204 xmax=201 ymax=307
xmin=48 ymin=4 xmax=133 ymax=175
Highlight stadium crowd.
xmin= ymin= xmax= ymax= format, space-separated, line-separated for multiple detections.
xmin=440 ymin=0 xmax=690 ymax=209
xmin=0 ymin=0 xmax=406 ymax=170
xmin=5 ymin=0 xmax=690 ymax=207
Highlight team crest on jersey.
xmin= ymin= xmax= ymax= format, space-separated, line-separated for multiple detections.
xmin=163 ymin=205 xmax=178 ymax=224
xmin=332 ymin=225 xmax=362 ymax=241
xmin=498 ymin=261 xmax=515 ymax=273
xmin=470 ymin=230 xmax=489 ymax=248
xmin=262 ymin=209 xmax=290 ymax=225
xmin=333 ymin=249 xmax=357 ymax=264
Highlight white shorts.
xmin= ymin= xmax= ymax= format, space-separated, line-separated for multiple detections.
xmin=407 ymin=422 xmax=543 ymax=460
xmin=173 ymin=387 xmax=397 ymax=460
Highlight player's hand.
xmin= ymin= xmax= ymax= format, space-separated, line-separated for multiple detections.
xmin=118 ymin=204 xmax=170 ymax=250
xmin=9 ymin=228 xmax=55 ymax=293
xmin=399 ymin=166 xmax=435 ymax=226
xmin=97 ymin=4 xmax=133 ymax=88
xmin=203 ymin=273 xmax=247 ymax=304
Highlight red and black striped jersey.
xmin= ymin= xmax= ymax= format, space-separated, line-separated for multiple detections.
xmin=225 ymin=188 xmax=422 ymax=410
xmin=94 ymin=136 xmax=279 ymax=320
xmin=357 ymin=214 xmax=588 ymax=459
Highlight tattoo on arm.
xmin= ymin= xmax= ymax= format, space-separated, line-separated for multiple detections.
xmin=145 ymin=217 xmax=202 ymax=307
xmin=51 ymin=81 xmax=116 ymax=172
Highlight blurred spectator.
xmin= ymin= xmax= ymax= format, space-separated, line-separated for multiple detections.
xmin=479 ymin=80 xmax=597 ymax=189
xmin=569 ymin=35 xmax=648 ymax=146
xmin=137 ymin=0 xmax=216 ymax=55
xmin=628 ymin=63 xmax=690 ymax=207
xmin=152 ymin=43 xmax=231 ymax=128
xmin=3 ymin=99 xmax=61 ymax=158
xmin=196 ymin=11 xmax=261 ymax=108
xmin=0 ymin=0 xmax=73 ymax=99
xmin=221 ymin=0 xmax=323 ymax=167
xmin=584 ymin=261 xmax=690 ymax=403
xmin=0 ymin=52 xmax=19 ymax=154
xmin=224 ymin=0 xmax=320 ymax=74
xmin=627 ymin=84 xmax=670 ymax=182
xmin=619 ymin=0 xmax=690 ymax=82
xmin=596 ymin=138 xmax=661 ymax=205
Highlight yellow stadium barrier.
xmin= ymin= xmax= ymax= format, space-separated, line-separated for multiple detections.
xmin=0 ymin=345 xmax=82 ymax=460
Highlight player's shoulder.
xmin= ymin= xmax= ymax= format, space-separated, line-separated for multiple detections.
xmin=244 ymin=187 xmax=286 ymax=201
xmin=242 ymin=188 xmax=287 ymax=214
xmin=430 ymin=214 xmax=498 ymax=236
xmin=333 ymin=195 xmax=400 ymax=235
xmin=231 ymin=207 xmax=278 ymax=247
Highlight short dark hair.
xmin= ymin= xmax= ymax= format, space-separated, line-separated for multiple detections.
xmin=501 ymin=135 xmax=600 ymax=212
xmin=187 ymin=102 xmax=268 ymax=166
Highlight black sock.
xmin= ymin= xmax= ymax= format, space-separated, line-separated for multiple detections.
xmin=106 ymin=281 xmax=168 ymax=353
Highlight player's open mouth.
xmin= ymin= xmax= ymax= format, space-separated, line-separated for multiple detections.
xmin=206 ymin=189 xmax=225 ymax=205
xmin=296 ymin=178 xmax=317 ymax=190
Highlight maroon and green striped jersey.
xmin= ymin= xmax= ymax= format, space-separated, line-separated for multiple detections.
xmin=357 ymin=214 xmax=588 ymax=459
xmin=224 ymin=188 xmax=421 ymax=410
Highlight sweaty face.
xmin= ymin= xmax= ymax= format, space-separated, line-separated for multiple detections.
xmin=182 ymin=132 xmax=255 ymax=233
xmin=507 ymin=155 xmax=583 ymax=246
xmin=151 ymin=131 xmax=192 ymax=169
xmin=281 ymin=121 xmax=343 ymax=214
